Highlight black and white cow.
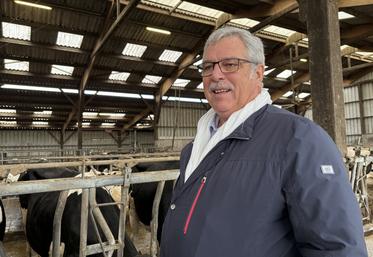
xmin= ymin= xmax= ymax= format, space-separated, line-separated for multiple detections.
xmin=0 ymin=199 xmax=5 ymax=241
xmin=130 ymin=160 xmax=179 ymax=243
xmin=18 ymin=167 xmax=141 ymax=257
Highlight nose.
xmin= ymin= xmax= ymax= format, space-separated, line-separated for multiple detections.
xmin=210 ymin=63 xmax=225 ymax=81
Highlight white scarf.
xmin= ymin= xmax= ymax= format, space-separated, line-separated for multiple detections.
xmin=184 ymin=89 xmax=272 ymax=182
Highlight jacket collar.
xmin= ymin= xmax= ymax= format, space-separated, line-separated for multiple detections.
xmin=226 ymin=104 xmax=269 ymax=140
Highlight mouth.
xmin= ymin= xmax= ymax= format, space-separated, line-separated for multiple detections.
xmin=212 ymin=89 xmax=231 ymax=94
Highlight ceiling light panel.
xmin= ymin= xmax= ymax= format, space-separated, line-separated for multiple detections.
xmin=56 ymin=32 xmax=84 ymax=48
xmin=142 ymin=75 xmax=162 ymax=84
xmin=122 ymin=43 xmax=147 ymax=57
xmin=1 ymin=22 xmax=31 ymax=40
xmin=4 ymin=59 xmax=29 ymax=71
xmin=51 ymin=65 xmax=74 ymax=76
xmin=109 ymin=71 xmax=130 ymax=81
xmin=1 ymin=84 xmax=60 ymax=92
xmin=159 ymin=49 xmax=183 ymax=62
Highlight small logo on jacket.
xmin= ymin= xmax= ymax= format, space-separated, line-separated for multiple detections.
xmin=321 ymin=165 xmax=335 ymax=175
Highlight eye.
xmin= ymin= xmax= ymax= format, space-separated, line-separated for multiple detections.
xmin=202 ymin=63 xmax=213 ymax=71
xmin=221 ymin=60 xmax=238 ymax=68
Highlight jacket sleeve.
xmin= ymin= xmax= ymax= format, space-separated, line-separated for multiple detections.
xmin=282 ymin=120 xmax=368 ymax=257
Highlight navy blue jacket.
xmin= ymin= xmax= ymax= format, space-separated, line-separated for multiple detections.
xmin=160 ymin=105 xmax=367 ymax=257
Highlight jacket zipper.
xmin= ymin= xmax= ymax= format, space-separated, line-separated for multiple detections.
xmin=183 ymin=176 xmax=207 ymax=235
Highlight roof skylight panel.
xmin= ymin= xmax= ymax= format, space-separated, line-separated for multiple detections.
xmin=178 ymin=2 xmax=223 ymax=18
xmin=142 ymin=75 xmax=162 ymax=84
xmin=0 ymin=109 xmax=16 ymax=113
xmin=1 ymin=22 xmax=31 ymax=40
xmin=51 ymin=65 xmax=74 ymax=76
xmin=173 ymin=79 xmax=190 ymax=88
xmin=263 ymin=25 xmax=296 ymax=37
xmin=4 ymin=59 xmax=29 ymax=71
xmin=109 ymin=71 xmax=130 ymax=81
xmin=298 ymin=92 xmax=310 ymax=99
xmin=32 ymin=121 xmax=48 ymax=125
xmin=122 ymin=43 xmax=147 ymax=57
xmin=56 ymin=32 xmax=84 ymax=48
xmin=197 ymin=82 xmax=203 ymax=89
xmin=159 ymin=49 xmax=183 ymax=62
xmin=276 ymin=70 xmax=295 ymax=79
xmin=338 ymin=11 xmax=355 ymax=20
xmin=229 ymin=18 xmax=260 ymax=28
xmin=1 ymin=84 xmax=60 ymax=92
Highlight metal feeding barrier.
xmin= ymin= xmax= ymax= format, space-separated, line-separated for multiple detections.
xmin=346 ymin=147 xmax=373 ymax=222
xmin=0 ymin=154 xmax=180 ymax=257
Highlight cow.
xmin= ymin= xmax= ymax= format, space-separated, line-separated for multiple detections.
xmin=0 ymin=199 xmax=5 ymax=241
xmin=18 ymin=167 xmax=142 ymax=257
xmin=130 ymin=160 xmax=179 ymax=243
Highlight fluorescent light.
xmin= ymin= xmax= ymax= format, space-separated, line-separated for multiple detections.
xmin=56 ymin=31 xmax=83 ymax=48
xmin=82 ymin=122 xmax=90 ymax=126
xmin=122 ymin=43 xmax=147 ymax=57
xmin=338 ymin=11 xmax=355 ymax=20
xmin=84 ymin=90 xmax=97 ymax=95
xmin=298 ymin=92 xmax=310 ymax=99
xmin=101 ymin=122 xmax=115 ymax=126
xmin=108 ymin=71 xmax=130 ymax=81
xmin=1 ymin=22 xmax=31 ymax=40
xmin=99 ymin=113 xmax=126 ymax=117
xmin=142 ymin=75 xmax=162 ymax=84
xmin=61 ymin=88 xmax=78 ymax=94
xmin=273 ymin=104 xmax=282 ymax=109
xmin=162 ymin=96 xmax=206 ymax=103
xmin=51 ymin=65 xmax=74 ymax=76
xmin=146 ymin=27 xmax=171 ymax=35
xmin=0 ymin=109 xmax=16 ymax=113
xmin=4 ymin=59 xmax=29 ymax=71
xmin=173 ymin=78 xmax=190 ymax=88
xmin=82 ymin=112 xmax=98 ymax=117
xmin=282 ymin=91 xmax=293 ymax=97
xmin=140 ymin=94 xmax=154 ymax=99
xmin=194 ymin=59 xmax=203 ymax=66
xmin=1 ymin=84 xmax=60 ymax=92
xmin=300 ymin=58 xmax=307 ymax=62
xmin=276 ymin=70 xmax=295 ymax=79
xmin=159 ymin=49 xmax=183 ymax=62
xmin=14 ymin=0 xmax=52 ymax=10
xmin=98 ymin=91 xmax=141 ymax=99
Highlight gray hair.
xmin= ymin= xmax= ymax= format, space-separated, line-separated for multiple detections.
xmin=203 ymin=26 xmax=265 ymax=66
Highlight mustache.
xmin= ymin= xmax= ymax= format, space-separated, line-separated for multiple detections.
xmin=208 ymin=81 xmax=233 ymax=92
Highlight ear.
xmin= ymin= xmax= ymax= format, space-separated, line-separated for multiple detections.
xmin=254 ymin=64 xmax=265 ymax=82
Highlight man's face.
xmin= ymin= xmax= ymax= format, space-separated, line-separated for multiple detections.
xmin=202 ymin=36 xmax=264 ymax=124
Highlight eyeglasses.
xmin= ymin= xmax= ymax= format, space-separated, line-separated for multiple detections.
xmin=197 ymin=58 xmax=256 ymax=77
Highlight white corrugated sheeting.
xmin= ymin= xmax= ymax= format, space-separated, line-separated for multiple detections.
xmin=362 ymin=83 xmax=373 ymax=100
xmin=364 ymin=100 xmax=373 ymax=116
xmin=366 ymin=117 xmax=373 ymax=134
xmin=157 ymin=102 xmax=207 ymax=139
xmin=343 ymin=86 xmax=359 ymax=102
xmin=0 ymin=130 xmax=155 ymax=152
xmin=344 ymin=102 xmax=360 ymax=119
xmin=346 ymin=118 xmax=361 ymax=135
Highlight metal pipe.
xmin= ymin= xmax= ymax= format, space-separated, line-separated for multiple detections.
xmin=117 ymin=165 xmax=131 ymax=257
xmin=52 ymin=190 xmax=69 ymax=257
xmin=89 ymin=188 xmax=115 ymax=257
xmin=79 ymin=189 xmax=89 ymax=257
xmin=0 ymin=170 xmax=179 ymax=197
xmin=150 ymin=181 xmax=165 ymax=257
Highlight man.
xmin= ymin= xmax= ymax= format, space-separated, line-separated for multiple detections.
xmin=160 ymin=26 xmax=367 ymax=257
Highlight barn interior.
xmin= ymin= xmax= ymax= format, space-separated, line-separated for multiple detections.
xmin=1 ymin=0 xmax=373 ymax=256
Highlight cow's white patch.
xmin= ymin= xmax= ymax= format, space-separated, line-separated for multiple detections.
xmin=321 ymin=165 xmax=335 ymax=175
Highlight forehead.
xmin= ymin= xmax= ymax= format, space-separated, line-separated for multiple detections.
xmin=203 ymin=36 xmax=247 ymax=61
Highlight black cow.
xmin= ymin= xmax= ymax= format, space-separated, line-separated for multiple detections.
xmin=18 ymin=167 xmax=140 ymax=257
xmin=0 ymin=199 xmax=5 ymax=241
xmin=130 ymin=160 xmax=179 ymax=243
